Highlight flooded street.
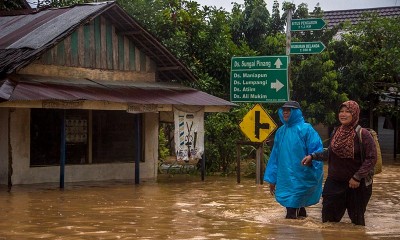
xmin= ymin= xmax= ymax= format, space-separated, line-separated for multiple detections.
xmin=0 ymin=164 xmax=399 ymax=240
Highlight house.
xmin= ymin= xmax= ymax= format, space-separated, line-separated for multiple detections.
xmin=0 ymin=1 xmax=235 ymax=186
xmin=323 ymin=6 xmax=400 ymax=28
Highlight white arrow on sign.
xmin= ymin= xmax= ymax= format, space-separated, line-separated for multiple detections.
xmin=271 ymin=79 xmax=284 ymax=92
xmin=274 ymin=58 xmax=283 ymax=69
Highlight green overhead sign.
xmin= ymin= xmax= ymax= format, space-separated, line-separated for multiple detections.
xmin=230 ymin=56 xmax=289 ymax=103
xmin=290 ymin=42 xmax=326 ymax=54
xmin=291 ymin=18 xmax=326 ymax=31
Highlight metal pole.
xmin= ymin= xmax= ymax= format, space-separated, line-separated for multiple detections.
xmin=201 ymin=154 xmax=205 ymax=181
xmin=60 ymin=110 xmax=66 ymax=189
xmin=395 ymin=98 xmax=398 ymax=158
xmin=7 ymin=109 xmax=13 ymax=191
xmin=285 ymin=9 xmax=292 ymax=56
xmin=256 ymin=145 xmax=261 ymax=184
xmin=260 ymin=142 xmax=265 ymax=185
xmin=236 ymin=144 xmax=241 ymax=184
xmin=286 ymin=9 xmax=293 ymax=100
xmin=135 ymin=114 xmax=141 ymax=184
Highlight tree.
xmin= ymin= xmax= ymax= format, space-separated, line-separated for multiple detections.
xmin=0 ymin=0 xmax=25 ymax=10
xmin=230 ymin=2 xmax=246 ymax=45
xmin=291 ymin=52 xmax=347 ymax=125
xmin=241 ymin=0 xmax=271 ymax=50
xmin=333 ymin=14 xmax=400 ymax=121
xmin=270 ymin=0 xmax=284 ymax=34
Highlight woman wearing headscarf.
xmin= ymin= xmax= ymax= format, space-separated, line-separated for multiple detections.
xmin=302 ymin=100 xmax=377 ymax=226
xmin=264 ymin=101 xmax=324 ymax=219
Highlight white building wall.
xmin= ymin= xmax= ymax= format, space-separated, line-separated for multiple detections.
xmin=7 ymin=109 xmax=159 ymax=185
xmin=143 ymin=112 xmax=159 ymax=178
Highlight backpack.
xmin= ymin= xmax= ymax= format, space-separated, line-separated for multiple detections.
xmin=355 ymin=125 xmax=382 ymax=175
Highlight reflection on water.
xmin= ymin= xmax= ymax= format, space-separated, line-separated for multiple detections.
xmin=0 ymin=164 xmax=399 ymax=240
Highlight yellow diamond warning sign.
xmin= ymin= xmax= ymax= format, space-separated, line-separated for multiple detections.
xmin=239 ymin=104 xmax=277 ymax=142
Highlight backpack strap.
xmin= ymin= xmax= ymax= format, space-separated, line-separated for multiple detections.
xmin=355 ymin=125 xmax=364 ymax=162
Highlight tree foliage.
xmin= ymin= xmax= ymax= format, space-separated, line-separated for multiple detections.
xmin=334 ymin=14 xmax=400 ymax=117
xmin=0 ymin=0 xmax=24 ymax=10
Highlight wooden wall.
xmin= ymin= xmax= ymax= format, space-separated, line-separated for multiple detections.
xmin=38 ymin=16 xmax=151 ymax=73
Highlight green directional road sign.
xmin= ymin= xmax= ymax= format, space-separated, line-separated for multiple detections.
xmin=290 ymin=42 xmax=326 ymax=54
xmin=230 ymin=56 xmax=289 ymax=103
xmin=291 ymin=18 xmax=326 ymax=31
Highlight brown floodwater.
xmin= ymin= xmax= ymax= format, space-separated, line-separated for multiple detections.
xmin=0 ymin=163 xmax=399 ymax=240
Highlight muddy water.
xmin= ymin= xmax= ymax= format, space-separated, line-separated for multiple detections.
xmin=0 ymin=164 xmax=399 ymax=240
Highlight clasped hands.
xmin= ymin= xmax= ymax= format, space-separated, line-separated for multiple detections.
xmin=301 ymin=155 xmax=312 ymax=166
xmin=300 ymin=155 xmax=360 ymax=189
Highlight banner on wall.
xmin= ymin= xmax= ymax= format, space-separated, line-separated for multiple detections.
xmin=174 ymin=107 xmax=204 ymax=162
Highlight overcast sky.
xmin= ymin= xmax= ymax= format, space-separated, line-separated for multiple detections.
xmin=27 ymin=0 xmax=399 ymax=11
xmin=195 ymin=0 xmax=399 ymax=12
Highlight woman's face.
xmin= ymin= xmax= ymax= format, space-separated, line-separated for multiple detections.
xmin=338 ymin=106 xmax=353 ymax=126
xmin=282 ymin=107 xmax=291 ymax=121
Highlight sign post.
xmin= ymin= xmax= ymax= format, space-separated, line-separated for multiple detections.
xmin=239 ymin=104 xmax=277 ymax=184
xmin=230 ymin=56 xmax=289 ymax=103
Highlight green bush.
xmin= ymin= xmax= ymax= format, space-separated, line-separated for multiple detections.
xmin=158 ymin=125 xmax=170 ymax=161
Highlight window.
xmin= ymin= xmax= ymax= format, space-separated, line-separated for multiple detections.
xmin=30 ymin=109 xmax=143 ymax=166
xmin=92 ymin=110 xmax=139 ymax=163
xmin=31 ymin=109 xmax=62 ymax=166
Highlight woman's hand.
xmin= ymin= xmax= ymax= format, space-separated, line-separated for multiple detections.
xmin=349 ymin=178 xmax=360 ymax=188
xmin=301 ymin=155 xmax=312 ymax=166
xmin=269 ymin=184 xmax=276 ymax=196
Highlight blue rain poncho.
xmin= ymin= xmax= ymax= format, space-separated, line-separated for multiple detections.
xmin=264 ymin=108 xmax=324 ymax=208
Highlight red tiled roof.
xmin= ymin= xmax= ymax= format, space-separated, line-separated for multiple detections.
xmin=323 ymin=6 xmax=400 ymax=28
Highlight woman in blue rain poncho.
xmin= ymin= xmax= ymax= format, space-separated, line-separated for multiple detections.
xmin=264 ymin=101 xmax=324 ymax=219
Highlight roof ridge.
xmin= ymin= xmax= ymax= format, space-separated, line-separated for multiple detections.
xmin=324 ymin=5 xmax=400 ymax=13
xmin=322 ymin=5 xmax=400 ymax=28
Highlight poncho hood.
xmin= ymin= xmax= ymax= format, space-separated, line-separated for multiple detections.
xmin=278 ymin=107 xmax=305 ymax=127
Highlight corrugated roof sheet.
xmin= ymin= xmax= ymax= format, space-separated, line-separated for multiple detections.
xmin=0 ymin=2 xmax=196 ymax=82
xmin=323 ymin=6 xmax=400 ymax=28
xmin=0 ymin=4 xmax=105 ymax=49
xmin=0 ymin=76 xmax=235 ymax=107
